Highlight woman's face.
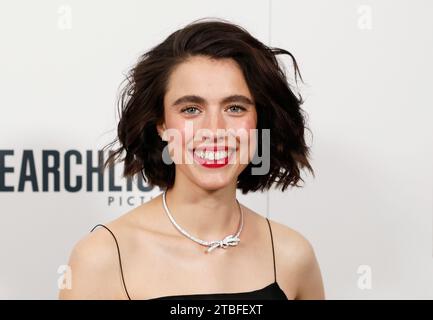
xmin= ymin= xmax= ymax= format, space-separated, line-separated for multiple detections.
xmin=158 ymin=55 xmax=257 ymax=191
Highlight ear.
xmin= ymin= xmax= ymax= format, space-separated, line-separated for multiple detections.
xmin=156 ymin=122 xmax=166 ymax=140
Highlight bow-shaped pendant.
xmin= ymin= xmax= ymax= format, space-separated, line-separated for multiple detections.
xmin=206 ymin=234 xmax=240 ymax=253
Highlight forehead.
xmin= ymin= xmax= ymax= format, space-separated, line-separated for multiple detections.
xmin=164 ymin=56 xmax=252 ymax=103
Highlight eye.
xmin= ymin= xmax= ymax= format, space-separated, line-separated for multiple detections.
xmin=227 ymin=105 xmax=246 ymax=113
xmin=180 ymin=106 xmax=201 ymax=115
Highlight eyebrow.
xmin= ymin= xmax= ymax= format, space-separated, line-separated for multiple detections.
xmin=171 ymin=94 xmax=255 ymax=107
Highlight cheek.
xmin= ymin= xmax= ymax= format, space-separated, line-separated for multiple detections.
xmin=235 ymin=107 xmax=257 ymax=129
xmin=164 ymin=113 xmax=192 ymax=138
xmin=234 ymin=115 xmax=257 ymax=142
xmin=240 ymin=117 xmax=257 ymax=131
xmin=228 ymin=115 xmax=258 ymax=165
xmin=227 ymin=110 xmax=257 ymax=133
xmin=162 ymin=116 xmax=192 ymax=163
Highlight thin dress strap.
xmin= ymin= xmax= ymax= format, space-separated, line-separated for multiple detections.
xmin=90 ymin=224 xmax=131 ymax=300
xmin=265 ymin=217 xmax=277 ymax=283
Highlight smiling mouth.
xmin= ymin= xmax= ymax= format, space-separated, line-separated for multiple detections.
xmin=189 ymin=147 xmax=237 ymax=167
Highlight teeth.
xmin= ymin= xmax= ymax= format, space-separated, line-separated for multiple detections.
xmin=194 ymin=150 xmax=230 ymax=161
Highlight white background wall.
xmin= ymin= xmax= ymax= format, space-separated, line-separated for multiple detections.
xmin=0 ymin=0 xmax=432 ymax=299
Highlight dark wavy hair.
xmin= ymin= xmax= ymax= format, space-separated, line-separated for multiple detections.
xmin=102 ymin=17 xmax=314 ymax=194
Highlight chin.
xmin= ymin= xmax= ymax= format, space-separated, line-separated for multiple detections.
xmin=191 ymin=174 xmax=234 ymax=191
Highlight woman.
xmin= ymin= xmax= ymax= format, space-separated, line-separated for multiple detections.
xmin=59 ymin=18 xmax=325 ymax=300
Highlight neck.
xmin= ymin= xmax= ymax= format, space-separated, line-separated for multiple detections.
xmin=161 ymin=179 xmax=241 ymax=241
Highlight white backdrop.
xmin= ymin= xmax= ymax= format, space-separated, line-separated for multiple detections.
xmin=0 ymin=0 xmax=432 ymax=299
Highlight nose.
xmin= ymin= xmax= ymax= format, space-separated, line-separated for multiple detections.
xmin=198 ymin=108 xmax=227 ymax=143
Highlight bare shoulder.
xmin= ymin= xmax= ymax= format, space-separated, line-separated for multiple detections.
xmin=266 ymin=218 xmax=315 ymax=265
xmin=243 ymin=207 xmax=316 ymax=264
xmin=267 ymin=217 xmax=325 ymax=300
xmin=58 ymin=214 xmax=134 ymax=300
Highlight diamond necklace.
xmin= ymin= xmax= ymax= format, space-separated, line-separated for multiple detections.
xmin=162 ymin=190 xmax=244 ymax=253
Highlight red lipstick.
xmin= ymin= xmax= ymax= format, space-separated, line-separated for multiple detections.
xmin=191 ymin=146 xmax=235 ymax=168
